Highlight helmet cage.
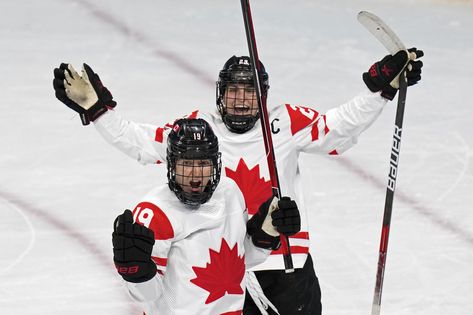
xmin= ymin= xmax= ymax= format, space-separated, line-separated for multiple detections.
xmin=166 ymin=119 xmax=222 ymax=207
xmin=216 ymin=56 xmax=269 ymax=133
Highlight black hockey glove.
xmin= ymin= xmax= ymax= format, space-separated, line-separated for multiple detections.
xmin=112 ymin=209 xmax=157 ymax=283
xmin=247 ymin=196 xmax=301 ymax=250
xmin=363 ymin=48 xmax=424 ymax=100
xmin=272 ymin=196 xmax=301 ymax=236
xmin=53 ymin=63 xmax=117 ymax=125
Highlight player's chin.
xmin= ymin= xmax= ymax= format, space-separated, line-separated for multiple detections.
xmin=232 ymin=111 xmax=251 ymax=116
xmin=182 ymin=187 xmax=203 ymax=194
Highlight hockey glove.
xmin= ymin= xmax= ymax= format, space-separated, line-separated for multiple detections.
xmin=363 ymin=47 xmax=424 ymax=100
xmin=53 ymin=63 xmax=117 ymax=125
xmin=247 ymin=196 xmax=301 ymax=250
xmin=112 ymin=209 xmax=157 ymax=283
xmin=272 ymin=196 xmax=301 ymax=236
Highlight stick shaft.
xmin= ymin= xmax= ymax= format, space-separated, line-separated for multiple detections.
xmin=240 ymin=0 xmax=294 ymax=272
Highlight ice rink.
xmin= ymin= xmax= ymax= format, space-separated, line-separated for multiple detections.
xmin=1 ymin=0 xmax=472 ymax=314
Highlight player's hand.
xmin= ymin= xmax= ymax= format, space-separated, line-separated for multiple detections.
xmin=247 ymin=196 xmax=301 ymax=250
xmin=112 ymin=210 xmax=157 ymax=283
xmin=271 ymin=197 xmax=300 ymax=236
xmin=53 ymin=63 xmax=117 ymax=125
xmin=363 ymin=48 xmax=424 ymax=100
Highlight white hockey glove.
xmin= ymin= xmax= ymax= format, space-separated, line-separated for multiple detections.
xmin=53 ymin=63 xmax=117 ymax=125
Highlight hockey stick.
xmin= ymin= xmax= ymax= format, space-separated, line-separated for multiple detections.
xmin=240 ymin=0 xmax=294 ymax=273
xmin=358 ymin=11 xmax=408 ymax=315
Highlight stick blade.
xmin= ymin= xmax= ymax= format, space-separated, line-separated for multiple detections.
xmin=357 ymin=11 xmax=406 ymax=53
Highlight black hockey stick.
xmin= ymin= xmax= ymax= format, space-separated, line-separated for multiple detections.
xmin=358 ymin=11 xmax=408 ymax=315
xmin=371 ymin=72 xmax=407 ymax=315
xmin=240 ymin=0 xmax=294 ymax=273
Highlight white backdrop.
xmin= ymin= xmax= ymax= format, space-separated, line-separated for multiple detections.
xmin=0 ymin=0 xmax=472 ymax=314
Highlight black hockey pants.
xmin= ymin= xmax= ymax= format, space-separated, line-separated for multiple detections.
xmin=243 ymin=253 xmax=322 ymax=315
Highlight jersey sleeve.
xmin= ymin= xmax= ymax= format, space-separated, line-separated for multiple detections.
xmin=286 ymin=89 xmax=387 ymax=155
xmin=244 ymin=232 xmax=271 ymax=269
xmin=241 ymin=206 xmax=271 ymax=268
xmin=225 ymin=179 xmax=271 ymax=269
xmin=125 ymin=277 xmax=163 ymax=305
xmin=93 ymin=109 xmax=200 ymax=164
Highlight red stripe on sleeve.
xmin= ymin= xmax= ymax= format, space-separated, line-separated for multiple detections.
xmin=155 ymin=127 xmax=164 ymax=143
xmin=323 ymin=115 xmax=330 ymax=134
xmin=155 ymin=110 xmax=199 ymax=144
xmin=270 ymin=245 xmax=309 ymax=255
xmin=289 ymin=231 xmax=309 ymax=240
xmin=151 ymin=256 xmax=168 ymax=266
xmin=311 ymin=122 xmax=319 ymax=141
xmin=187 ymin=110 xmax=199 ymax=119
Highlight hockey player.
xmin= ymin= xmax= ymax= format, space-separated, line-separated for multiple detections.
xmin=53 ymin=48 xmax=423 ymax=314
xmin=112 ymin=118 xmax=301 ymax=314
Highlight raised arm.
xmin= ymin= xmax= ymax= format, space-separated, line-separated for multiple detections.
xmin=53 ymin=63 xmax=169 ymax=164
xmin=288 ymin=48 xmax=423 ymax=155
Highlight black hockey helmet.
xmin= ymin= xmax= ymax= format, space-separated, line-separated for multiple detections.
xmin=167 ymin=118 xmax=222 ymax=207
xmin=216 ymin=55 xmax=269 ymax=133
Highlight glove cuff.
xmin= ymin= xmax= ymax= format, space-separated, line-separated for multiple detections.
xmin=79 ymin=102 xmax=110 ymax=125
xmin=381 ymin=86 xmax=398 ymax=101
xmin=251 ymin=231 xmax=281 ymax=250
xmin=115 ymin=261 xmax=157 ymax=283
xmin=363 ymin=72 xmax=381 ymax=92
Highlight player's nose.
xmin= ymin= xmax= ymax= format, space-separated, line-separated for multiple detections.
xmin=192 ymin=165 xmax=203 ymax=176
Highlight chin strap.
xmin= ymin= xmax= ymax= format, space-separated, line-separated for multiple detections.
xmin=246 ymin=271 xmax=280 ymax=315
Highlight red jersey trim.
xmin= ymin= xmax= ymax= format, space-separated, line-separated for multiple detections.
xmin=289 ymin=231 xmax=309 ymax=240
xmin=155 ymin=110 xmax=199 ymax=143
xmin=285 ymin=104 xmax=319 ymax=136
xmin=270 ymin=245 xmax=309 ymax=255
xmin=133 ymin=201 xmax=175 ymax=240
xmin=155 ymin=127 xmax=165 ymax=143
xmin=151 ymin=256 xmax=168 ymax=266
xmin=187 ymin=110 xmax=199 ymax=119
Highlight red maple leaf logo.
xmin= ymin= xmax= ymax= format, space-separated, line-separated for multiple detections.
xmin=225 ymin=159 xmax=272 ymax=215
xmin=190 ymin=239 xmax=245 ymax=304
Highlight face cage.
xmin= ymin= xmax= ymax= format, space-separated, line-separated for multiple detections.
xmin=167 ymin=153 xmax=222 ymax=207
xmin=216 ymin=81 xmax=261 ymax=134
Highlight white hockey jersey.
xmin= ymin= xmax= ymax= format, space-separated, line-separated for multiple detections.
xmin=96 ymin=89 xmax=387 ymax=271
xmin=125 ymin=178 xmax=269 ymax=315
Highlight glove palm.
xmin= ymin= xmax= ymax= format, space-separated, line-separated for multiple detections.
xmin=53 ymin=63 xmax=116 ymax=125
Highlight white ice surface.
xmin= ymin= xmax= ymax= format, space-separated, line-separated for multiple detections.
xmin=0 ymin=0 xmax=472 ymax=314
